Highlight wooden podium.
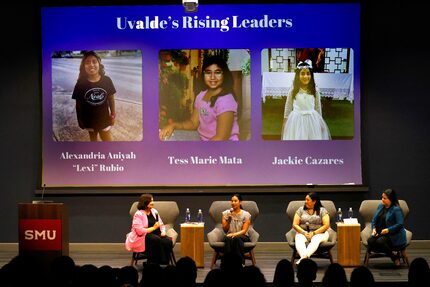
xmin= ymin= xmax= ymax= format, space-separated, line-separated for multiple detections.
xmin=18 ymin=203 xmax=68 ymax=269
xmin=180 ymin=223 xmax=205 ymax=268
xmin=337 ymin=223 xmax=361 ymax=266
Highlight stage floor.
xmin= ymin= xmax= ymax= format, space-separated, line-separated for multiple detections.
xmin=1 ymin=241 xmax=429 ymax=285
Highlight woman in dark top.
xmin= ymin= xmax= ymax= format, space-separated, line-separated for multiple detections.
xmin=367 ymin=188 xmax=407 ymax=267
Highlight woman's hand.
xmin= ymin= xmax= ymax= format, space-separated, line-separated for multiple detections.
xmin=380 ymin=228 xmax=389 ymax=235
xmin=159 ymin=124 xmax=175 ymax=140
xmin=305 ymin=232 xmax=314 ymax=240
xmin=372 ymin=228 xmax=378 ymax=236
xmin=227 ymin=232 xmax=237 ymax=238
xmin=161 ymin=231 xmax=166 ymax=237
xmin=153 ymin=222 xmax=160 ymax=230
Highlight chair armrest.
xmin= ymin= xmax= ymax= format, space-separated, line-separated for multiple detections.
xmin=360 ymin=226 xmax=372 ymax=247
xmin=286 ymin=229 xmax=296 ymax=245
xmin=327 ymin=228 xmax=337 ymax=242
xmin=207 ymin=227 xmax=225 ymax=243
xmin=248 ymin=227 xmax=260 ymax=243
xmin=166 ymin=228 xmax=178 ymax=246
xmin=406 ymin=229 xmax=413 ymax=242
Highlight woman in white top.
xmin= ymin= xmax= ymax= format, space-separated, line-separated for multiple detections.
xmin=293 ymin=192 xmax=330 ymax=264
xmin=222 ymin=193 xmax=251 ymax=263
xmin=282 ymin=59 xmax=330 ymax=140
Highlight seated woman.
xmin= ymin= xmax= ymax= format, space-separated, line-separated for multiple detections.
xmin=367 ymin=188 xmax=407 ymax=267
xmin=293 ymin=192 xmax=330 ymax=264
xmin=125 ymin=194 xmax=172 ymax=265
xmin=221 ymin=193 xmax=251 ymax=263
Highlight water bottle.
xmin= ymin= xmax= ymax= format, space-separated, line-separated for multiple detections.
xmin=336 ymin=208 xmax=343 ymax=223
xmin=197 ymin=209 xmax=203 ymax=223
xmin=348 ymin=207 xmax=354 ymax=218
xmin=185 ymin=208 xmax=191 ymax=223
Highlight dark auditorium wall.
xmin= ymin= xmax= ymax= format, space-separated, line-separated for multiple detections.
xmin=0 ymin=1 xmax=429 ymax=243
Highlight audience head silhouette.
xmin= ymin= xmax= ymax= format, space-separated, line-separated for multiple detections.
xmin=242 ymin=265 xmax=266 ymax=287
xmin=49 ymin=255 xmax=76 ymax=287
xmin=321 ymin=263 xmax=347 ymax=287
xmin=203 ymin=268 xmax=225 ymax=287
xmin=140 ymin=263 xmax=162 ymax=287
xmin=273 ymin=259 xmax=294 ymax=287
xmin=176 ymin=256 xmax=197 ymax=287
xmin=350 ymin=265 xmax=375 ymax=287
xmin=296 ymin=258 xmax=317 ymax=287
xmin=117 ymin=265 xmax=138 ymax=287
xmin=408 ymin=257 xmax=430 ymax=287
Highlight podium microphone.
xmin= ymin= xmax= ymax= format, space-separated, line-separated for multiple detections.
xmin=41 ymin=184 xmax=46 ymax=201
xmin=33 ymin=184 xmax=51 ymax=204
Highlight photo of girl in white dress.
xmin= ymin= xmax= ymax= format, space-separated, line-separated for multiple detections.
xmin=281 ymin=59 xmax=331 ymax=140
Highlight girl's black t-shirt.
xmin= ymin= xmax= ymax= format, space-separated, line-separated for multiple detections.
xmin=72 ymin=75 xmax=116 ymax=130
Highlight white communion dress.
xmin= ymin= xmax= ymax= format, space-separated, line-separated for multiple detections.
xmin=282 ymin=89 xmax=331 ymax=140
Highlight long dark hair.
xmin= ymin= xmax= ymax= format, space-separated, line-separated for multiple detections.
xmin=384 ymin=188 xmax=400 ymax=207
xmin=137 ymin=193 xmax=152 ymax=210
xmin=78 ymin=50 xmax=105 ymax=80
xmin=304 ymin=192 xmax=323 ymax=216
xmin=231 ymin=193 xmax=243 ymax=209
xmin=201 ymin=55 xmax=235 ymax=107
xmin=291 ymin=62 xmax=316 ymax=100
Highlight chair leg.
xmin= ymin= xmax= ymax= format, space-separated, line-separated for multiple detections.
xmin=363 ymin=251 xmax=369 ymax=267
xmin=328 ymin=250 xmax=334 ymax=264
xmin=249 ymin=250 xmax=256 ymax=266
xmin=170 ymin=250 xmax=177 ymax=266
xmin=401 ymin=249 xmax=409 ymax=267
xmin=291 ymin=249 xmax=297 ymax=264
xmin=131 ymin=253 xmax=136 ymax=266
xmin=211 ymin=252 xmax=218 ymax=269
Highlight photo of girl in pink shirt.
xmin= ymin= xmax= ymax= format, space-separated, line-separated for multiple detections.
xmin=160 ymin=55 xmax=240 ymax=141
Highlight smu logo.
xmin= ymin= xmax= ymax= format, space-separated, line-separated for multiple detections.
xmin=24 ymin=230 xmax=57 ymax=240
xmin=19 ymin=219 xmax=62 ymax=251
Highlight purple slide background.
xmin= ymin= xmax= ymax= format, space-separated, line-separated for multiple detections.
xmin=41 ymin=4 xmax=361 ymax=186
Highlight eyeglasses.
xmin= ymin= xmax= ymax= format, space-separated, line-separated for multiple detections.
xmin=203 ymin=70 xmax=223 ymax=78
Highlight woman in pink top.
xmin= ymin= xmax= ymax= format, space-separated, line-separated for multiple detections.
xmin=160 ymin=55 xmax=239 ymax=141
xmin=125 ymin=194 xmax=172 ymax=265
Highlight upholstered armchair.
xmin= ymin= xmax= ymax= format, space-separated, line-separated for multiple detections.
xmin=359 ymin=199 xmax=412 ymax=266
xmin=128 ymin=201 xmax=179 ymax=265
xmin=207 ymin=200 xmax=260 ymax=268
xmin=285 ymin=200 xmax=337 ymax=264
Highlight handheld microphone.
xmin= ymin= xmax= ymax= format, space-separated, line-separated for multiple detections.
xmin=306 ymin=222 xmax=310 ymax=233
xmin=227 ymin=208 xmax=234 ymax=222
xmin=154 ymin=210 xmax=159 ymax=221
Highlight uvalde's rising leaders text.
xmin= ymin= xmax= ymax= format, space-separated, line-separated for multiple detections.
xmin=116 ymin=15 xmax=293 ymax=32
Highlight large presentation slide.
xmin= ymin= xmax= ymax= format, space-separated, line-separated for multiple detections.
xmin=42 ymin=3 xmax=361 ymax=188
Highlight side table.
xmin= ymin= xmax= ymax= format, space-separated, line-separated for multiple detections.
xmin=180 ymin=223 xmax=205 ymax=267
xmin=337 ymin=223 xmax=361 ymax=266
